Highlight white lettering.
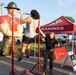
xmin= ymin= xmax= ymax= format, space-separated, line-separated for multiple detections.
xmin=59 ymin=52 xmax=65 ymax=56
xmin=41 ymin=27 xmax=64 ymax=30
xmin=49 ymin=19 xmax=63 ymax=26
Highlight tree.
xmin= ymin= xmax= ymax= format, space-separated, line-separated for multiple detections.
xmin=65 ymin=16 xmax=75 ymax=23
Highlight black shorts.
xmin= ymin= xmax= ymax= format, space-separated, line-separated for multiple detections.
xmin=22 ymin=35 xmax=33 ymax=44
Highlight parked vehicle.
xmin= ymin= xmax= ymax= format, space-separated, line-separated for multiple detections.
xmin=0 ymin=31 xmax=23 ymax=45
xmin=0 ymin=31 xmax=3 ymax=42
xmin=15 ymin=37 xmax=22 ymax=45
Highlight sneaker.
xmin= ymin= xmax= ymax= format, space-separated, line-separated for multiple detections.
xmin=25 ymin=55 xmax=30 ymax=60
xmin=25 ymin=57 xmax=30 ymax=60
xmin=17 ymin=58 xmax=23 ymax=62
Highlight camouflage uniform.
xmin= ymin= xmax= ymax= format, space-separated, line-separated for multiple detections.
xmin=0 ymin=36 xmax=20 ymax=56
xmin=1 ymin=36 xmax=12 ymax=56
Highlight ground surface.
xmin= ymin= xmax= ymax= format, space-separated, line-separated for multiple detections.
xmin=0 ymin=55 xmax=76 ymax=75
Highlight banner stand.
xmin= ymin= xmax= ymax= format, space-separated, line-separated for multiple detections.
xmin=60 ymin=51 xmax=76 ymax=72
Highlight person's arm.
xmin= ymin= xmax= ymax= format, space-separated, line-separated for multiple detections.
xmin=0 ymin=23 xmax=23 ymax=38
xmin=20 ymin=11 xmax=31 ymax=24
xmin=40 ymin=29 xmax=46 ymax=37
xmin=1 ymin=23 xmax=14 ymax=36
xmin=16 ymin=24 xmax=23 ymax=38
xmin=37 ymin=25 xmax=46 ymax=37
xmin=55 ymin=40 xmax=60 ymax=48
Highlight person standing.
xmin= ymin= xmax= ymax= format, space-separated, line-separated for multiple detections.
xmin=0 ymin=1 xmax=23 ymax=56
xmin=18 ymin=10 xmax=40 ymax=61
xmin=40 ymin=31 xmax=59 ymax=75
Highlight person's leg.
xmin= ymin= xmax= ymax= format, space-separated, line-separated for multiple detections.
xmin=18 ymin=35 xmax=29 ymax=61
xmin=42 ymin=51 xmax=48 ymax=75
xmin=18 ymin=43 xmax=27 ymax=61
xmin=1 ymin=37 xmax=12 ymax=56
xmin=18 ymin=36 xmax=33 ymax=61
xmin=26 ymin=44 xmax=31 ymax=59
xmin=43 ymin=51 xmax=48 ymax=70
xmin=25 ymin=38 xmax=33 ymax=59
xmin=49 ymin=51 xmax=54 ymax=75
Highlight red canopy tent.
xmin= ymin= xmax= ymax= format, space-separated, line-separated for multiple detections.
xmin=40 ymin=16 xmax=76 ymax=52
xmin=40 ymin=16 xmax=76 ymax=71
xmin=40 ymin=16 xmax=76 ymax=34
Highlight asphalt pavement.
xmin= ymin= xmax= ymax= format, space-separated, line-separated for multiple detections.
xmin=0 ymin=55 xmax=76 ymax=75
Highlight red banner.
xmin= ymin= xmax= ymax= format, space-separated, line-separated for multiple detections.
xmin=54 ymin=47 xmax=67 ymax=60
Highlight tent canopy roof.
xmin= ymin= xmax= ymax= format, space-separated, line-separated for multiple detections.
xmin=40 ymin=16 xmax=76 ymax=34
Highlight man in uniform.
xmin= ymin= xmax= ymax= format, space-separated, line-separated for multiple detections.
xmin=0 ymin=1 xmax=23 ymax=56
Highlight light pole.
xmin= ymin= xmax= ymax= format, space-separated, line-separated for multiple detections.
xmin=0 ymin=2 xmax=4 ymax=16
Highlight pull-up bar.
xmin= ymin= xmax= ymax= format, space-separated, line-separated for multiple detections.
xmin=18 ymin=11 xmax=30 ymax=15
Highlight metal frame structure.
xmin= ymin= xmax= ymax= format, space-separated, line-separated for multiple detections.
xmin=9 ymin=10 xmax=16 ymax=75
xmin=18 ymin=20 xmax=47 ymax=75
xmin=8 ymin=10 xmax=47 ymax=75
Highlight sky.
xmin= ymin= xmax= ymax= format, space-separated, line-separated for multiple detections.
xmin=0 ymin=0 xmax=76 ymax=26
